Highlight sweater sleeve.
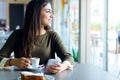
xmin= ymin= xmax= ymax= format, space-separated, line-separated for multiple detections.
xmin=0 ymin=58 xmax=9 ymax=67
xmin=0 ymin=31 xmax=16 ymax=61
xmin=51 ymin=31 xmax=74 ymax=65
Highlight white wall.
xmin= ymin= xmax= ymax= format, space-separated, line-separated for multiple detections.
xmin=0 ymin=2 xmax=6 ymax=19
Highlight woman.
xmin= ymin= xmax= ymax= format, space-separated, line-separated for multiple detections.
xmin=0 ymin=0 xmax=74 ymax=73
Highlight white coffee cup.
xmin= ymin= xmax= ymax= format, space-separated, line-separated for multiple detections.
xmin=31 ymin=58 xmax=40 ymax=68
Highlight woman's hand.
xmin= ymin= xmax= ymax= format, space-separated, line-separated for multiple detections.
xmin=11 ymin=57 xmax=31 ymax=69
xmin=46 ymin=62 xmax=68 ymax=74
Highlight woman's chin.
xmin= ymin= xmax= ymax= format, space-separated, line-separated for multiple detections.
xmin=47 ymin=24 xmax=51 ymax=27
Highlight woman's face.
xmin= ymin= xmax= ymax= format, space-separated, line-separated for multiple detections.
xmin=40 ymin=3 xmax=53 ymax=27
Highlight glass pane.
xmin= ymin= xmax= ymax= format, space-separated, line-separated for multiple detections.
xmin=68 ymin=0 xmax=79 ymax=62
xmin=90 ymin=0 xmax=104 ymax=68
xmin=53 ymin=0 xmax=79 ymax=61
xmin=90 ymin=0 xmax=120 ymax=78
xmin=108 ymin=0 xmax=120 ymax=78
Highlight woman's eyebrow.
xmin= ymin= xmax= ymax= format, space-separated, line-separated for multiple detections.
xmin=44 ymin=8 xmax=52 ymax=11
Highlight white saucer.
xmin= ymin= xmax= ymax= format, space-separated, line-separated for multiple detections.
xmin=27 ymin=67 xmax=40 ymax=71
xmin=27 ymin=64 xmax=45 ymax=71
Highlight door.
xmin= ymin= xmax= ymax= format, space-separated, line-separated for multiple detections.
xmin=9 ymin=4 xmax=24 ymax=30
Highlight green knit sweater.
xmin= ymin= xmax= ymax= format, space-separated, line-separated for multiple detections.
xmin=0 ymin=29 xmax=74 ymax=65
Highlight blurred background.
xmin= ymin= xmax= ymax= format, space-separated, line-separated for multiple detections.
xmin=0 ymin=0 xmax=120 ymax=79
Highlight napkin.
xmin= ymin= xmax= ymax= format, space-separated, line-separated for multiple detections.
xmin=47 ymin=53 xmax=61 ymax=66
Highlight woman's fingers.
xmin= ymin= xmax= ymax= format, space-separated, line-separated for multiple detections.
xmin=46 ymin=65 xmax=61 ymax=73
xmin=21 ymin=57 xmax=31 ymax=63
xmin=14 ymin=57 xmax=31 ymax=68
xmin=46 ymin=62 xmax=69 ymax=74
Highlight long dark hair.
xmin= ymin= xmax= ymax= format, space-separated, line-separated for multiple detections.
xmin=22 ymin=0 xmax=50 ymax=57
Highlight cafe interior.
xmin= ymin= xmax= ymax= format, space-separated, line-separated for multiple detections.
xmin=0 ymin=0 xmax=120 ymax=80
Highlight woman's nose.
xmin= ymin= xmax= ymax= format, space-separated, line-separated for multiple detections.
xmin=50 ymin=13 xmax=54 ymax=18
